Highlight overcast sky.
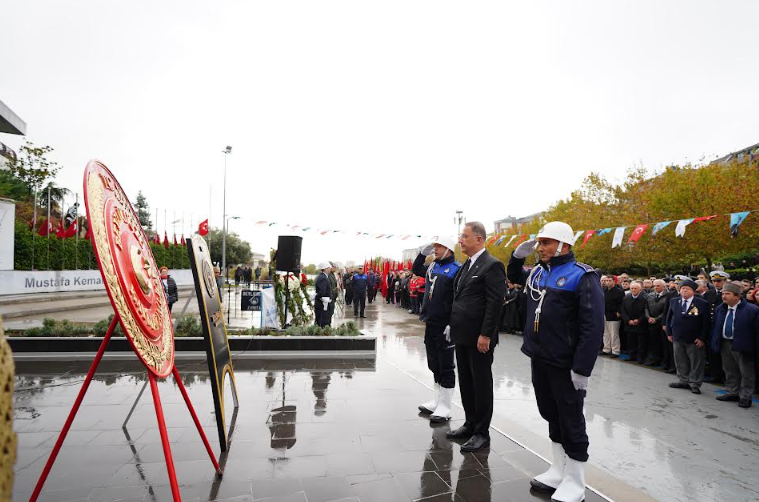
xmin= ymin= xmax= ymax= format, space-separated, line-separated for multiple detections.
xmin=1 ymin=0 xmax=757 ymax=264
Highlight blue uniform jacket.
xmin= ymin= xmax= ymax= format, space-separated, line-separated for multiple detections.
xmin=412 ymin=252 xmax=461 ymax=327
xmin=710 ymin=299 xmax=759 ymax=354
xmin=368 ymin=273 xmax=377 ymax=289
xmin=352 ymin=273 xmax=368 ymax=296
xmin=507 ymin=252 xmax=604 ymax=377
xmin=665 ymin=296 xmax=710 ymax=343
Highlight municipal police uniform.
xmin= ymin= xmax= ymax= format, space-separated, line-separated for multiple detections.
xmin=507 ymin=251 xmax=604 ymax=463
xmin=412 ymin=252 xmax=461 ymax=391
xmin=352 ymin=272 xmax=368 ymax=317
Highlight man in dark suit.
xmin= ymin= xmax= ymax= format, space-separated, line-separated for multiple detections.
xmin=445 ymin=221 xmax=506 ymax=452
xmin=314 ymin=262 xmax=332 ymax=327
xmin=666 ymin=279 xmax=711 ymax=394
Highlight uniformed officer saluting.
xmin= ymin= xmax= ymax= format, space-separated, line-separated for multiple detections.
xmin=412 ymin=236 xmax=461 ymax=423
xmin=507 ymin=221 xmax=604 ymax=502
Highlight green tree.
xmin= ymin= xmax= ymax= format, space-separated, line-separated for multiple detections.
xmin=5 ymin=140 xmax=61 ymax=196
xmin=133 ymin=191 xmax=152 ymax=233
xmin=38 ymin=182 xmax=69 ymax=219
xmin=205 ymin=227 xmax=253 ymax=267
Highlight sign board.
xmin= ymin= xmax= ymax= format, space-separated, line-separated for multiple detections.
xmin=0 ymin=200 xmax=14 ymax=270
xmin=186 ymin=234 xmax=239 ymax=451
xmin=0 ymin=269 xmax=195 ymax=295
xmin=240 ymin=290 xmax=262 ymax=311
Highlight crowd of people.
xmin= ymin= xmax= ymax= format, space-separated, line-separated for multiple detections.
xmin=498 ymin=267 xmax=759 ymax=408
xmin=233 ymin=265 xmax=262 ymax=286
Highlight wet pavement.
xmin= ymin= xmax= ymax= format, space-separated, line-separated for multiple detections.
xmin=11 ymin=299 xmax=759 ymax=502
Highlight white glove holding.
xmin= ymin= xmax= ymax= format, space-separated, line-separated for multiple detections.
xmin=513 ymin=239 xmax=538 ymax=259
xmin=420 ymin=242 xmax=435 ymax=256
xmin=571 ymin=371 xmax=589 ymax=391
xmin=321 ymin=297 xmax=331 ymax=311
xmin=444 ymin=325 xmax=451 ymax=343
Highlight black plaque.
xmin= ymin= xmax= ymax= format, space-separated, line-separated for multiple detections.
xmin=241 ymin=290 xmax=262 ymax=311
xmin=187 ymin=234 xmax=239 ymax=451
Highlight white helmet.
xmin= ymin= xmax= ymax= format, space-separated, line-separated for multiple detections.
xmin=318 ymin=261 xmax=331 ymax=270
xmin=432 ymin=236 xmax=457 ymax=253
xmin=536 ymin=221 xmax=574 ymax=245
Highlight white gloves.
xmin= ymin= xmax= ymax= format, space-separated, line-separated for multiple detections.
xmin=444 ymin=325 xmax=451 ymax=343
xmin=320 ymin=297 xmax=331 ymax=311
xmin=420 ymin=243 xmax=435 ymax=256
xmin=571 ymin=371 xmax=588 ymax=391
xmin=513 ymin=239 xmax=538 ymax=259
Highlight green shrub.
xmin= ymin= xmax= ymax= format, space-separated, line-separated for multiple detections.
xmin=174 ymin=315 xmax=202 ymax=337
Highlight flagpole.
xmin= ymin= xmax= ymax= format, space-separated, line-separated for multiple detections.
xmin=75 ymin=193 xmax=79 ymax=270
xmin=208 ymin=184 xmax=212 ymax=260
xmin=155 ymin=207 xmax=158 ymax=243
xmin=31 ymin=187 xmax=37 ymax=270
xmin=47 ymin=187 xmax=51 ymax=270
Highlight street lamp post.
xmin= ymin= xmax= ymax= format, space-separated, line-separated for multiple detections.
xmin=221 ymin=146 xmax=232 ymax=283
xmin=225 ymin=216 xmax=240 ymax=323
xmin=454 ymin=210 xmax=465 ymax=261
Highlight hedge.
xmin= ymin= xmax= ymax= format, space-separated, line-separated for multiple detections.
xmin=14 ymin=221 xmax=190 ymax=271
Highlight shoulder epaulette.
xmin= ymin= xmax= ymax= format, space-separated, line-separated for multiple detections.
xmin=575 ymin=262 xmax=596 ymax=274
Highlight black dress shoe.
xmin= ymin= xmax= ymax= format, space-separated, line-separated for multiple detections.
xmin=669 ymin=382 xmax=690 ymax=389
xmin=716 ymin=394 xmax=740 ymax=402
xmin=445 ymin=425 xmax=473 ymax=440
xmin=665 ymin=368 xmax=677 ymax=374
xmin=460 ymin=434 xmax=490 ymax=452
xmin=739 ymin=399 xmax=752 ymax=408
xmin=691 ymin=387 xmax=701 ymax=394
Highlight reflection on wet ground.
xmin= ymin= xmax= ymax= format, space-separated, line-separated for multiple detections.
xmin=13 ymin=355 xmax=609 ymax=502
xmin=14 ymin=299 xmax=758 ymax=502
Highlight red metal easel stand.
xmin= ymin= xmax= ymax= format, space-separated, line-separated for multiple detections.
xmin=29 ymin=315 xmax=222 ymax=502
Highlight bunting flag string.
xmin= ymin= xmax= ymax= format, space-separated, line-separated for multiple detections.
xmin=482 ymin=209 xmax=757 ymax=251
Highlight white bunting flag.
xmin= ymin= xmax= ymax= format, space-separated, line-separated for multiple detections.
xmin=611 ymin=227 xmax=626 ymax=248
xmin=675 ymin=218 xmax=694 ymax=237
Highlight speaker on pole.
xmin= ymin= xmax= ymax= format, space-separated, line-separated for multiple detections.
xmin=277 ymin=236 xmax=302 ymax=273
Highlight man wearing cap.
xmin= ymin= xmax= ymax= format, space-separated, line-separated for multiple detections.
xmin=314 ymin=262 xmax=333 ymax=328
xmin=666 ymin=279 xmax=711 ymax=393
xmin=507 ymin=221 xmax=604 ymax=502
xmin=447 ymin=222 xmax=505 ymax=453
xmin=412 ymin=236 xmax=461 ymax=423
xmin=351 ymin=266 xmax=369 ymax=318
xmin=710 ymin=281 xmax=759 ymax=408
xmin=704 ymin=271 xmax=730 ymax=384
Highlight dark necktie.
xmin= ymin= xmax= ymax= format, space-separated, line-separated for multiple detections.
xmin=724 ymin=308 xmax=734 ymax=339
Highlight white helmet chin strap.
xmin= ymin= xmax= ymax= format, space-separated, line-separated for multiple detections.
xmin=555 ymin=242 xmax=564 ymax=256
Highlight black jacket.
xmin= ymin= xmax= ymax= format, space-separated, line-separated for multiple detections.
xmin=450 ymin=250 xmax=506 ymax=346
xmin=162 ymin=276 xmax=178 ymax=305
xmin=702 ymin=288 xmax=724 ymax=321
xmin=412 ymin=252 xmax=461 ymax=327
xmin=665 ymin=296 xmax=710 ymax=343
xmin=621 ymin=293 xmax=648 ymax=333
xmin=604 ymin=285 xmax=625 ymax=321
xmin=710 ymin=299 xmax=759 ymax=354
xmin=315 ymin=272 xmax=331 ymax=301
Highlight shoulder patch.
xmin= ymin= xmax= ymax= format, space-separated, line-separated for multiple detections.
xmin=575 ymin=262 xmax=596 ymax=274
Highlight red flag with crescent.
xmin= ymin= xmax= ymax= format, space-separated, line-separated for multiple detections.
xmin=628 ymin=224 xmax=648 ymax=244
xmin=198 ymin=219 xmax=209 ymax=236
xmin=580 ymin=229 xmax=595 ymax=250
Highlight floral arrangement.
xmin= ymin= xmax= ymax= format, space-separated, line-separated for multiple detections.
xmin=271 ymin=249 xmax=313 ymax=327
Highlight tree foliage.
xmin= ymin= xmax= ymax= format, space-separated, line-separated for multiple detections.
xmin=486 ymin=159 xmax=759 ymax=275
xmin=4 ymin=140 xmax=61 ymax=195
xmin=206 ymin=227 xmax=253 ymax=266
xmin=133 ymin=191 xmax=152 ymax=232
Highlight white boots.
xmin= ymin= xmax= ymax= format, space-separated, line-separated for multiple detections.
xmin=430 ymin=387 xmax=454 ymax=422
xmin=418 ymin=384 xmax=440 ymax=414
xmin=551 ymin=458 xmax=586 ymax=502
xmin=530 ymin=443 xmax=586 ymax=502
xmin=531 ymin=442 xmax=566 ymax=492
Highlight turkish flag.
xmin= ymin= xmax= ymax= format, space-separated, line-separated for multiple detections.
xmin=580 ymin=230 xmax=595 ymax=250
xmin=65 ymin=221 xmax=77 ymax=238
xmin=693 ymin=215 xmax=717 ymax=224
xmin=38 ymin=219 xmax=52 ymax=236
xmin=198 ymin=219 xmax=209 ymax=236
xmin=628 ymin=224 xmax=648 ymax=244
xmin=512 ymin=235 xmax=528 ymax=248
xmin=84 ymin=225 xmax=91 ymax=240
xmin=181 ymin=235 xmax=186 ymax=247
xmin=381 ymin=260 xmax=389 ymax=298
xmin=173 ymin=234 xmax=178 ymax=247
xmin=163 ymin=232 xmax=169 ymax=249
xmin=55 ymin=220 xmax=66 ymax=238
xmin=154 ymin=232 xmax=160 ymax=244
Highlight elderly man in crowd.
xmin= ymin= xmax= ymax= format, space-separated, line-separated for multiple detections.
xmin=644 ymin=279 xmax=669 ymax=366
xmin=621 ymin=281 xmax=648 ymax=363
xmin=710 ymin=281 xmax=759 ymax=408
xmin=666 ymin=279 xmax=711 ymax=394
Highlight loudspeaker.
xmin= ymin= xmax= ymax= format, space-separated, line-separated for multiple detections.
xmin=277 ymin=236 xmax=302 ymax=273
